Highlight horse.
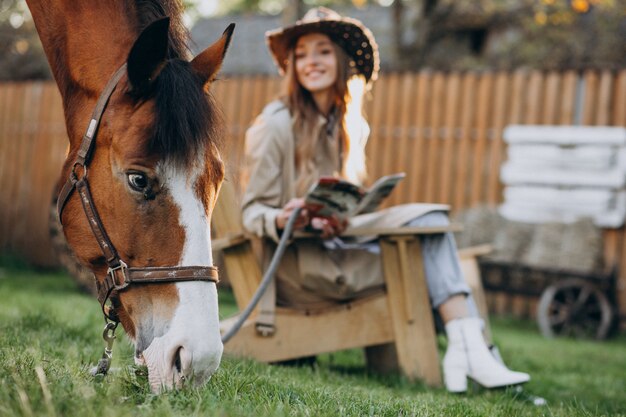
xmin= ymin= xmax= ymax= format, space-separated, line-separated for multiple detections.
xmin=25 ymin=0 xmax=233 ymax=392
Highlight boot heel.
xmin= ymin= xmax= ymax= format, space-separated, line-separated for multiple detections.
xmin=444 ymin=367 xmax=468 ymax=393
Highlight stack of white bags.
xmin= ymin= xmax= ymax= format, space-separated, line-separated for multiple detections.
xmin=500 ymin=125 xmax=626 ymax=228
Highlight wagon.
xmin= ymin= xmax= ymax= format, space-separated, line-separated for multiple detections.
xmin=478 ymin=259 xmax=616 ymax=340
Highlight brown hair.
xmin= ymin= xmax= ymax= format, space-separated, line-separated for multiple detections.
xmin=282 ymin=40 xmax=367 ymax=196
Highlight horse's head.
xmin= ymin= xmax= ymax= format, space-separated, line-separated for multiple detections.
xmin=58 ymin=18 xmax=233 ymax=392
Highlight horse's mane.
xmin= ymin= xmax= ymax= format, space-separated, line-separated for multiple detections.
xmin=135 ymin=0 xmax=189 ymax=59
xmin=134 ymin=0 xmax=222 ymax=166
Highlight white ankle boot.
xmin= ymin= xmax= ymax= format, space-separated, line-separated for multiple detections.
xmin=443 ymin=317 xmax=530 ymax=393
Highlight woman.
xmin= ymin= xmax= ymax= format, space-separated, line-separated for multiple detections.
xmin=241 ymin=7 xmax=529 ymax=393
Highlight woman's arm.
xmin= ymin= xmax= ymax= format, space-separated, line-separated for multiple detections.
xmin=241 ymin=113 xmax=285 ymax=242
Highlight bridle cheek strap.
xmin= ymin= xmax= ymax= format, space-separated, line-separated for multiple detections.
xmin=56 ymin=64 xmax=219 ymax=322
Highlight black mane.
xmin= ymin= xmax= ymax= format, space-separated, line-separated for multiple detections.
xmin=135 ymin=0 xmax=190 ymax=59
xmin=134 ymin=0 xmax=223 ymax=166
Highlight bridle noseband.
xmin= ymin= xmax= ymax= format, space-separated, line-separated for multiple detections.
xmin=57 ymin=63 xmax=219 ymax=323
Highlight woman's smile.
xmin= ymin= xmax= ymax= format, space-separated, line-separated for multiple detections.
xmin=295 ymin=32 xmax=338 ymax=104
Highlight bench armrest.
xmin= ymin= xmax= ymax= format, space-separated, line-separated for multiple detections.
xmin=294 ymin=223 xmax=463 ymax=239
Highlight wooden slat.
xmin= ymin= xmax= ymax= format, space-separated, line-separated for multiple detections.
xmin=407 ymin=72 xmax=431 ymax=203
xmin=581 ymin=70 xmax=599 ymax=125
xmin=366 ymin=75 xmax=389 ymax=182
xmin=542 ymin=71 xmax=560 ymax=124
xmin=391 ymin=73 xmax=417 ymax=207
xmin=469 ymin=72 xmax=493 ymax=206
xmin=559 ymin=70 xmax=578 ymax=124
xmin=379 ymin=73 xmax=400 ymax=180
xmin=438 ymin=72 xmax=461 ymax=205
xmin=452 ymin=73 xmax=477 ymax=210
xmin=4 ymin=84 xmax=27 ymax=250
xmin=485 ymin=72 xmax=510 ymax=206
xmin=611 ymin=70 xmax=626 ymax=324
xmin=0 ymin=84 xmax=13 ymax=249
xmin=596 ymin=70 xmax=613 ymax=126
xmin=424 ymin=72 xmax=445 ymax=202
xmin=523 ymin=71 xmax=544 ymax=125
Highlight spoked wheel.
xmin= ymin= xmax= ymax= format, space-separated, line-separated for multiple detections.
xmin=537 ymin=278 xmax=612 ymax=340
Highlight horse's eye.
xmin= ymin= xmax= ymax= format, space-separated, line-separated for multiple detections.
xmin=127 ymin=173 xmax=148 ymax=191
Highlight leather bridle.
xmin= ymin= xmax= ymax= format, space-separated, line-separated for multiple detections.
xmin=56 ymin=64 xmax=219 ymax=323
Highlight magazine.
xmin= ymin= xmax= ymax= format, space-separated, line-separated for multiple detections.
xmin=304 ymin=172 xmax=406 ymax=220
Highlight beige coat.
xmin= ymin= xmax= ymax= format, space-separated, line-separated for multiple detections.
xmin=242 ymin=100 xmax=448 ymax=307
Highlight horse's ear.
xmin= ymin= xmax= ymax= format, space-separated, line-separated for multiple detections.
xmin=191 ymin=23 xmax=235 ymax=85
xmin=127 ymin=17 xmax=170 ymax=94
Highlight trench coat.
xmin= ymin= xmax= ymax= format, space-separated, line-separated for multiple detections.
xmin=242 ymin=100 xmax=448 ymax=308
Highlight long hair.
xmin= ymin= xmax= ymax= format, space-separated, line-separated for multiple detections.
xmin=282 ymin=40 xmax=368 ymax=196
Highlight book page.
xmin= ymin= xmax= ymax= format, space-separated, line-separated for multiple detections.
xmin=353 ymin=172 xmax=405 ymax=215
xmin=304 ymin=177 xmax=365 ymax=220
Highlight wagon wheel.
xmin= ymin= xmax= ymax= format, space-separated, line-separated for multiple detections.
xmin=537 ymin=278 xmax=612 ymax=340
xmin=48 ymin=196 xmax=97 ymax=295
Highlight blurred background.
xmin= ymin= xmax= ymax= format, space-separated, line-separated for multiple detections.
xmin=1 ymin=0 xmax=626 ymax=339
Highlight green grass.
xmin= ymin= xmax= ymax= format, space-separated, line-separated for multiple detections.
xmin=1 ymin=259 xmax=625 ymax=417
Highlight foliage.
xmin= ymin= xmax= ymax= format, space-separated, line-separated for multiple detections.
xmin=394 ymin=0 xmax=625 ymax=70
xmin=0 ymin=0 xmax=51 ymax=80
xmin=1 ymin=265 xmax=625 ymax=416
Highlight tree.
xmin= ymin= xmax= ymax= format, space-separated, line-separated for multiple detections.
xmin=0 ymin=0 xmax=51 ymax=80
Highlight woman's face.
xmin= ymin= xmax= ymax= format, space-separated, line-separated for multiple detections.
xmin=294 ymin=32 xmax=338 ymax=95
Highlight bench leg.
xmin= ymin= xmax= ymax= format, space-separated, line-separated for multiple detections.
xmin=380 ymin=236 xmax=442 ymax=387
xmin=459 ymin=255 xmax=492 ymax=343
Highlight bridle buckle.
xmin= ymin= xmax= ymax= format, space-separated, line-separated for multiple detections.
xmin=107 ymin=260 xmax=129 ymax=290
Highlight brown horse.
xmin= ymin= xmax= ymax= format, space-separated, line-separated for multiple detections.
xmin=25 ymin=0 xmax=233 ymax=392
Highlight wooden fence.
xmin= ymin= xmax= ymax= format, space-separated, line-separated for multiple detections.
xmin=1 ymin=69 xmax=626 ymax=324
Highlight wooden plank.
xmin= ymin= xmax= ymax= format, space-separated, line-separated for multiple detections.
xmin=408 ymin=72 xmax=431 ymax=203
xmin=4 ymin=84 xmax=26 ymax=251
xmin=29 ymin=83 xmax=56 ymax=265
xmin=380 ymin=237 xmax=442 ymax=386
xmin=610 ymin=70 xmax=626 ymax=325
xmin=438 ymin=72 xmax=461 ymax=205
xmin=542 ymin=71 xmax=561 ymax=124
xmin=595 ymin=70 xmax=613 ymax=126
xmin=486 ymin=72 xmax=510 ymax=206
xmin=379 ymin=73 xmax=401 ymax=183
xmin=581 ymin=70 xmax=599 ymax=125
xmin=390 ymin=73 xmax=416 ymax=207
xmin=459 ymin=254 xmax=492 ymax=343
xmin=469 ymin=73 xmax=494 ymax=207
xmin=223 ymin=295 xmax=394 ymax=362
xmin=223 ymin=242 xmax=264 ymax=310
xmin=424 ymin=72 xmax=445 ymax=203
xmin=523 ymin=71 xmax=543 ymax=125
xmin=559 ymin=71 xmax=578 ymax=124
xmin=0 ymin=84 xmax=12 ymax=249
xmin=452 ymin=73 xmax=477 ymax=210
xmin=366 ymin=75 xmax=389 ymax=183
xmin=507 ymin=70 xmax=527 ymax=125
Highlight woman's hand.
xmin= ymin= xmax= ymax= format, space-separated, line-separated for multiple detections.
xmin=275 ymin=198 xmax=310 ymax=231
xmin=310 ymin=215 xmax=348 ymax=239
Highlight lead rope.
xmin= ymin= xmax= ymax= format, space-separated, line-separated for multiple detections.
xmin=89 ymin=208 xmax=299 ymax=376
xmin=221 ymin=207 xmax=302 ymax=343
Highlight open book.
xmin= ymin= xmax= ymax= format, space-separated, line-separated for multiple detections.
xmin=304 ymin=172 xmax=405 ymax=220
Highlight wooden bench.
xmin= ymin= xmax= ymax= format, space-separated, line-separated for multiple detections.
xmin=213 ymin=180 xmax=491 ymax=386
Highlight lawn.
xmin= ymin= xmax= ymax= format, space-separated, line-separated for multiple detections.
xmin=1 ymin=258 xmax=625 ymax=417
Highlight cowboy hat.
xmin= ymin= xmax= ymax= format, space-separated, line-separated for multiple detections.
xmin=266 ymin=7 xmax=379 ymax=83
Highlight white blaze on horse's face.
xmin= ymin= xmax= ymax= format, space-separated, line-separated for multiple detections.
xmin=139 ymin=157 xmax=223 ymax=392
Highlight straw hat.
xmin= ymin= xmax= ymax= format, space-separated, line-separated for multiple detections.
xmin=265 ymin=7 xmax=380 ymax=83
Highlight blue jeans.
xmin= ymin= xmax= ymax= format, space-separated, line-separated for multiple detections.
xmin=406 ymin=211 xmax=479 ymax=316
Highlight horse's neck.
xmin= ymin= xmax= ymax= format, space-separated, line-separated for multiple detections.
xmin=26 ymin=0 xmax=137 ymax=98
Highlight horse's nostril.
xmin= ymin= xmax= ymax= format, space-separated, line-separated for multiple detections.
xmin=174 ymin=347 xmax=182 ymax=374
